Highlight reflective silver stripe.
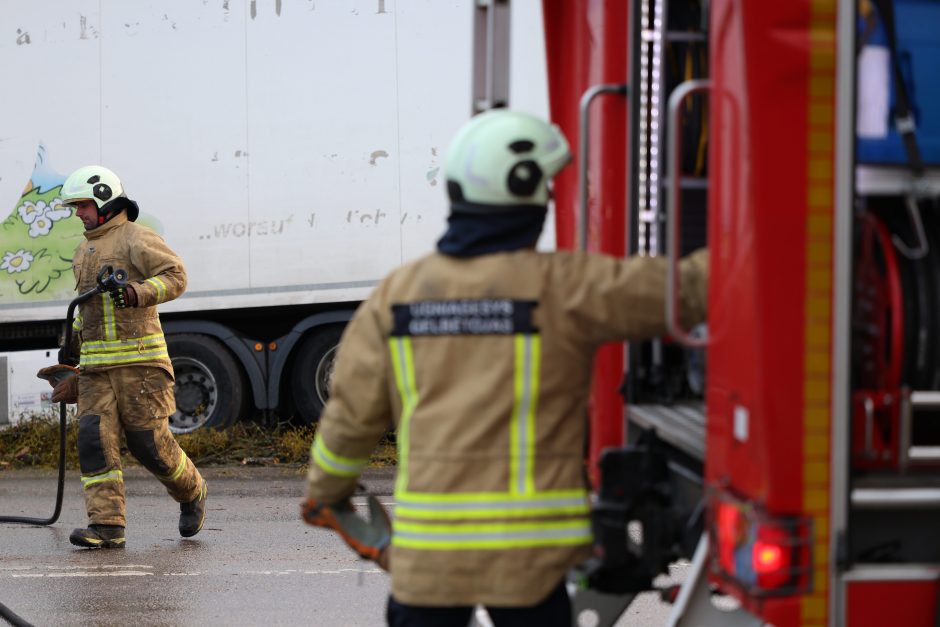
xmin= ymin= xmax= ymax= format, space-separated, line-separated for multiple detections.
xmin=101 ymin=293 xmax=117 ymax=340
xmin=509 ymin=334 xmax=539 ymax=494
xmin=80 ymin=348 xmax=170 ymax=366
xmin=80 ymin=333 xmax=169 ymax=367
xmin=146 ymin=277 xmax=167 ymax=302
xmin=81 ymin=469 xmax=123 ymax=488
xmin=390 ymin=337 xmax=417 ymax=494
xmin=159 ymin=451 xmax=188 ymax=482
xmin=312 ymin=435 xmax=367 ymax=477
xmin=392 ymin=519 xmax=592 ymax=549
xmin=395 ymin=491 xmax=590 ymax=519
xmin=83 ymin=334 xmax=166 ymax=352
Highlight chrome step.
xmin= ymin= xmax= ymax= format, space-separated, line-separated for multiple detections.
xmin=627 ymin=401 xmax=706 ymax=461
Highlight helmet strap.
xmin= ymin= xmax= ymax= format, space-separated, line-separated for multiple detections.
xmin=97 ymin=207 xmax=120 ymax=226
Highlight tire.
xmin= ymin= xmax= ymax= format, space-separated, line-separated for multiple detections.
xmin=166 ymin=333 xmax=247 ymax=433
xmin=290 ymin=325 xmax=345 ymax=425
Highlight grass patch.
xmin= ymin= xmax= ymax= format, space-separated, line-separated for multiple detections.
xmin=0 ymin=415 xmax=397 ymax=470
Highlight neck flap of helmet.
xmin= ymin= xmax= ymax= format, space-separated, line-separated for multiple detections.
xmin=437 ymin=207 xmax=547 ymax=258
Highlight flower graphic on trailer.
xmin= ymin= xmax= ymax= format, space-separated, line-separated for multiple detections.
xmin=29 ymin=215 xmax=53 ymax=237
xmin=1 ymin=250 xmax=34 ymax=274
xmin=19 ymin=199 xmax=73 ymax=238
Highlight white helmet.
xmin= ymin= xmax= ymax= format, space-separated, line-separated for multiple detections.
xmin=61 ymin=165 xmax=138 ymax=221
xmin=444 ymin=109 xmax=571 ymax=213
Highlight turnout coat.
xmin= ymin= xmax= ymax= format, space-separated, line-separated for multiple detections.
xmin=307 ymin=248 xmax=708 ymax=607
xmin=70 ymin=211 xmax=186 ymax=374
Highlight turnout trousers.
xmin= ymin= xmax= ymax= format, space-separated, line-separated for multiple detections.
xmin=76 ymin=366 xmax=203 ymax=527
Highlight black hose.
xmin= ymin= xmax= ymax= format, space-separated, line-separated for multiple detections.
xmin=0 ymin=284 xmax=98 ymax=526
xmin=0 ymin=402 xmax=66 ymax=526
xmin=0 ymin=270 xmax=124 ymax=526
xmin=0 ymin=601 xmax=34 ymax=627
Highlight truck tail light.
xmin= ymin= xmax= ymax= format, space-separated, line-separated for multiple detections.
xmin=711 ymin=492 xmax=812 ymax=596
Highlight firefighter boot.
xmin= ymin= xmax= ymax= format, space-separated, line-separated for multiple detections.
xmin=69 ymin=525 xmax=126 ymax=549
xmin=179 ymin=481 xmax=207 ymax=537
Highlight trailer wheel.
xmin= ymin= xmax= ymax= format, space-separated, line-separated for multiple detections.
xmin=290 ymin=325 xmax=344 ymax=424
xmin=166 ymin=334 xmax=246 ymax=433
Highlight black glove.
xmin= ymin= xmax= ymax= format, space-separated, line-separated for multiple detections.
xmin=109 ymin=284 xmax=137 ymax=309
xmin=58 ymin=347 xmax=79 ymax=367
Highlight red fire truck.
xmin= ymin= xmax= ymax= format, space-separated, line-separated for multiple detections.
xmin=472 ymin=0 xmax=940 ymax=624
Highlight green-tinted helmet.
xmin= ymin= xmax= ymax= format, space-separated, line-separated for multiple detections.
xmin=444 ymin=109 xmax=572 ymax=213
xmin=61 ymin=165 xmax=138 ymax=221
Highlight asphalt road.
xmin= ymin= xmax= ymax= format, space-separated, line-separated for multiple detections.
xmin=0 ymin=467 xmax=679 ymax=627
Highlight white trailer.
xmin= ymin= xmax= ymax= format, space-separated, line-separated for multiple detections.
xmin=0 ymin=0 xmax=548 ymax=431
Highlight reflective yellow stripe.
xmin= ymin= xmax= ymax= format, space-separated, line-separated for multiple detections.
xmin=390 ymin=337 xmax=418 ymax=494
xmin=101 ymin=293 xmax=117 ymax=340
xmin=311 ymin=435 xmax=368 ymax=478
xmin=80 ymin=333 xmax=169 ymax=367
xmin=510 ymin=334 xmax=539 ymax=494
xmin=80 ymin=347 xmax=169 ymax=366
xmin=72 ymin=313 xmax=82 ymax=330
xmin=396 ymin=490 xmax=589 ymax=520
xmin=159 ymin=451 xmax=188 ymax=482
xmin=146 ymin=277 xmax=167 ymax=303
xmin=81 ymin=469 xmax=123 ymax=488
xmin=392 ymin=518 xmax=592 ymax=550
xmin=83 ymin=333 xmax=165 ymax=351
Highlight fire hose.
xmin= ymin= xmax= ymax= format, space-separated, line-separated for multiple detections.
xmin=0 ymin=266 xmax=128 ymax=526
xmin=0 ymin=601 xmax=33 ymax=627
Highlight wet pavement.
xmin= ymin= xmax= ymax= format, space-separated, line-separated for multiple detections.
xmin=0 ymin=466 xmax=678 ymax=626
xmin=0 ymin=466 xmax=394 ymax=626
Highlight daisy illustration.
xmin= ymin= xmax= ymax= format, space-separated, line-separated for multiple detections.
xmin=1 ymin=250 xmax=34 ymax=274
xmin=28 ymin=215 xmax=53 ymax=238
xmin=17 ymin=201 xmax=41 ymax=224
xmin=45 ymin=198 xmax=72 ymax=222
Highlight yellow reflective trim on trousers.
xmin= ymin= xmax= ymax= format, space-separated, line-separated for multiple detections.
xmin=390 ymin=337 xmax=417 ymax=495
xmin=146 ymin=277 xmax=167 ymax=303
xmin=159 ymin=451 xmax=188 ymax=482
xmin=81 ymin=469 xmax=124 ymax=488
xmin=510 ymin=334 xmax=539 ymax=495
xmin=311 ymin=434 xmax=368 ymax=478
xmin=101 ymin=293 xmax=117 ymax=340
xmin=392 ymin=518 xmax=592 ymax=550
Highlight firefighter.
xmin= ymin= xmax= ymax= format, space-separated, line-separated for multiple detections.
xmin=38 ymin=166 xmax=207 ymax=549
xmin=302 ymin=110 xmax=708 ymax=625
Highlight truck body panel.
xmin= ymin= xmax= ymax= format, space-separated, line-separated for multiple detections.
xmin=0 ymin=0 xmax=548 ymax=324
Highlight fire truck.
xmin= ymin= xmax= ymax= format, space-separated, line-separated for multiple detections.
xmin=472 ymin=0 xmax=940 ymax=624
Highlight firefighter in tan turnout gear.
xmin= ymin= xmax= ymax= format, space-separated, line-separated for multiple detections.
xmin=303 ymin=110 xmax=708 ymax=626
xmin=39 ymin=166 xmax=207 ymax=549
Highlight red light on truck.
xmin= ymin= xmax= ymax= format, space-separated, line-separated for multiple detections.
xmin=710 ymin=492 xmax=811 ymax=597
xmin=753 ymin=542 xmax=783 ymax=571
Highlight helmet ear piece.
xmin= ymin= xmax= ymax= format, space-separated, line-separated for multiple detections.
xmin=93 ymin=183 xmax=113 ymax=203
xmin=506 ymin=160 xmax=543 ymax=197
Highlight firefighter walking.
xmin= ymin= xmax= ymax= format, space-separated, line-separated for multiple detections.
xmin=40 ymin=165 xmax=207 ymax=549
xmin=302 ymin=110 xmax=708 ymax=625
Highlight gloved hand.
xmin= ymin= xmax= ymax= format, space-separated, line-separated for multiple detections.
xmin=37 ymin=365 xmax=80 ymax=404
xmin=57 ymin=347 xmax=79 ymax=367
xmin=109 ymin=284 xmax=137 ymax=309
xmin=302 ymin=495 xmax=391 ymax=570
xmin=52 ymin=376 xmax=79 ymax=404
